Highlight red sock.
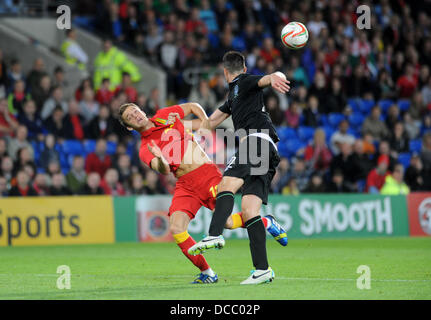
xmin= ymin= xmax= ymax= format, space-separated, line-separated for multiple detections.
xmin=176 ymin=235 xmax=210 ymax=272
xmin=261 ymin=216 xmax=268 ymax=228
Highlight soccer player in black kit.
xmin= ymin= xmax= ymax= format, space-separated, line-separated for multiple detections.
xmin=189 ymin=51 xmax=290 ymax=284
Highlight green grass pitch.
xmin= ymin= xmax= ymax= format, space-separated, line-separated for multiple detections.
xmin=0 ymin=237 xmax=430 ymax=300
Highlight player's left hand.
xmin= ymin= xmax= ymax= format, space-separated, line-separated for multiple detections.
xmin=167 ymin=112 xmax=181 ymax=125
xmin=270 ymin=72 xmax=290 ymax=94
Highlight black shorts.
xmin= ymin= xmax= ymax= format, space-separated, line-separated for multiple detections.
xmin=223 ymin=135 xmax=280 ymax=205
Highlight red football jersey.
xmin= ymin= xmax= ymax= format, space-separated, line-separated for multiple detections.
xmin=139 ymin=105 xmax=194 ymax=174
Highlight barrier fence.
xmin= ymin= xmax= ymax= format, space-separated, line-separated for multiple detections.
xmin=0 ymin=193 xmax=430 ymax=246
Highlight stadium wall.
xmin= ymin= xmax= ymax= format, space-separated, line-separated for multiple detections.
xmin=0 ymin=193 xmax=430 ymax=246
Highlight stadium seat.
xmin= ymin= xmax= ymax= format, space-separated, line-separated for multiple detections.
xmin=106 ymin=141 xmax=117 ymax=155
xmin=378 ymin=99 xmax=394 ymax=114
xmin=83 ymin=140 xmax=96 ymax=154
xmin=409 ymin=139 xmax=422 ymax=153
xmin=319 ymin=114 xmax=329 ymax=126
xmin=348 ymin=112 xmax=365 ymax=128
xmin=286 ymin=139 xmax=305 ymax=156
xmin=277 ymin=127 xmax=297 ymax=141
xmin=297 ymin=126 xmax=315 ymax=142
xmin=61 ymin=140 xmax=85 ymax=156
xmin=347 ymin=98 xmax=360 ymax=113
xmin=328 ymin=113 xmax=345 ymax=127
xmin=277 ymin=142 xmax=289 ymax=159
xmin=398 ymin=153 xmax=411 ymax=169
xmin=323 ymin=126 xmax=336 ymax=141
xmin=398 ymin=100 xmax=411 ymax=112
xmin=359 ymin=99 xmax=375 ymax=114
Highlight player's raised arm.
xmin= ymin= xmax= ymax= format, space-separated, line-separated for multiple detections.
xmin=148 ymin=140 xmax=170 ymax=175
xmin=258 ymin=71 xmax=291 ymax=94
xmin=177 ymin=102 xmax=208 ymax=130
xmin=200 ymin=108 xmax=230 ymax=131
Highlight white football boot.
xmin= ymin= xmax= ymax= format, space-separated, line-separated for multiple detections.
xmin=240 ymin=267 xmax=275 ymax=285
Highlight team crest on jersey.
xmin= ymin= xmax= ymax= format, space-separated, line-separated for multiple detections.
xmin=233 ymin=84 xmax=239 ymax=99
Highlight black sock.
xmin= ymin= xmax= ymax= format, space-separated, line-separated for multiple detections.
xmin=245 ymin=216 xmax=269 ymax=270
xmin=209 ymin=191 xmax=234 ymax=236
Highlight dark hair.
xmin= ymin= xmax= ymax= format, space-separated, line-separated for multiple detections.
xmin=222 ymin=51 xmax=245 ymax=74
xmin=118 ymin=103 xmax=137 ymax=127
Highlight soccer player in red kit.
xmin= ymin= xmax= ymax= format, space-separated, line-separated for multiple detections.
xmin=118 ymin=102 xmax=286 ymax=283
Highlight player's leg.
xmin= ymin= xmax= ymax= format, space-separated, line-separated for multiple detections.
xmin=169 ymin=211 xmax=218 ymax=284
xmin=239 ymin=194 xmax=274 ymax=284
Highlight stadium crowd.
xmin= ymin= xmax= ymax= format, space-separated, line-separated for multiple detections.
xmin=0 ymin=0 xmax=431 ymax=197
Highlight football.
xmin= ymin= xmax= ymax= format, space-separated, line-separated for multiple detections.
xmin=281 ymin=22 xmax=309 ymax=49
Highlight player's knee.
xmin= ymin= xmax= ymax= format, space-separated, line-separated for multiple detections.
xmin=218 ymin=177 xmax=243 ymax=194
xmin=241 ymin=205 xmax=259 ymax=221
xmin=169 ymin=222 xmax=187 ymax=235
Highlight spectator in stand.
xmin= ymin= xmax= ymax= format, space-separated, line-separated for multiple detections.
xmin=143 ymin=170 xmax=167 ymax=194
xmin=49 ymin=173 xmax=72 ymax=196
xmin=93 ymin=38 xmax=141 ymax=90
xmin=66 ymin=155 xmax=87 ymax=194
xmin=366 ymin=154 xmax=390 ymax=194
xmin=374 ymin=140 xmax=397 ymax=171
xmin=52 ymin=66 xmax=70 ymax=99
xmin=40 ymin=134 xmax=60 ymax=171
xmin=385 ymin=104 xmax=400 ymax=132
xmin=61 ymin=29 xmax=89 ymax=72
xmin=271 ymin=157 xmax=290 ymax=194
xmin=27 ymin=58 xmax=46 ymax=96
xmin=304 ymin=172 xmax=326 ymax=193
xmin=188 ymin=79 xmax=217 ymax=114
xmin=7 ymin=80 xmax=31 ymax=115
xmin=17 ymin=99 xmax=44 ymax=141
xmin=330 ymin=142 xmax=355 ymax=186
xmin=75 ymin=78 xmax=93 ymax=102
xmin=265 ymin=94 xmax=283 ymax=126
xmin=96 ymin=78 xmax=115 ymax=105
xmin=100 ymin=168 xmax=125 ymax=196
xmin=0 ymin=175 xmax=9 ymax=197
xmin=79 ymin=172 xmax=104 ymax=195
xmin=285 ymin=101 xmax=300 ymax=129
xmin=0 ymin=97 xmax=19 ymax=138
xmin=421 ymin=132 xmax=431 ymax=172
xmin=8 ymin=170 xmax=37 ymax=197
xmin=1 ymin=156 xmax=13 ymax=182
xmin=79 ymin=87 xmax=100 ymax=124
xmin=85 ymin=138 xmax=112 ymax=177
xmin=32 ymin=74 xmax=51 ymax=112
xmin=41 ymin=86 xmax=68 ymax=121
xmin=7 ymin=59 xmax=25 ymax=92
xmin=86 ymin=104 xmax=116 ymax=140
xmin=115 ymin=153 xmax=132 ymax=186
xmin=396 ymin=63 xmax=418 ymax=98
xmin=260 ymin=37 xmax=280 ymax=64
xmin=327 ymin=169 xmax=352 ymax=193
xmin=350 ymin=139 xmax=374 ymax=185
xmin=281 ymin=177 xmax=300 ymax=195
xmin=380 ymin=163 xmax=410 ymax=195
xmin=302 ymin=95 xmax=320 ymax=127
xmin=421 ymin=115 xmax=431 ymax=136
xmin=325 ymin=78 xmax=347 ymax=114
xmin=143 ymin=87 xmax=161 ymax=116
xmin=32 ymin=172 xmax=49 ymax=196
xmin=403 ymin=112 xmax=420 ymax=140
xmin=0 ymin=49 xmax=6 ymax=98
xmin=330 ymin=120 xmax=355 ymax=155
xmin=421 ymin=77 xmax=431 ymax=108
xmin=405 ymin=153 xmax=426 ymax=191
xmin=44 ymin=106 xmax=72 ymax=140
xmin=115 ymin=72 xmax=137 ymax=103
xmin=7 ymin=125 xmax=34 ymax=161
xmin=301 ymin=128 xmax=332 ymax=173
xmin=362 ymin=105 xmax=389 ymax=142
xmin=389 ymin=122 xmax=409 ymax=155
xmin=63 ymin=99 xmax=86 ymax=140
xmin=129 ymin=172 xmax=145 ymax=194
xmin=13 ymin=147 xmax=35 ymax=176
xmin=0 ymin=138 xmax=7 ymax=163
xmin=288 ymin=158 xmax=311 ymax=192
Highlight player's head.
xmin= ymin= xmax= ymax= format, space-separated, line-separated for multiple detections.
xmin=118 ymin=103 xmax=149 ymax=131
xmin=222 ymin=51 xmax=247 ymax=80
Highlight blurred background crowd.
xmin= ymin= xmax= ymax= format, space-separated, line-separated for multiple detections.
xmin=0 ymin=0 xmax=431 ymax=198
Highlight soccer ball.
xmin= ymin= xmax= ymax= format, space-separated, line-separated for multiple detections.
xmin=281 ymin=22 xmax=309 ymax=49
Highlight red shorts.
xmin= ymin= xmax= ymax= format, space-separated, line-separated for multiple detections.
xmin=169 ymin=163 xmax=222 ymax=219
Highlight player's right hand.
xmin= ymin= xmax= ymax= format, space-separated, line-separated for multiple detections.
xmin=270 ymin=72 xmax=290 ymax=94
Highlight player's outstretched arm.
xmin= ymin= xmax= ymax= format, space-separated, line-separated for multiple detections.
xmin=148 ymin=140 xmax=170 ymax=175
xmin=200 ymin=109 xmax=230 ymax=131
xmin=178 ymin=102 xmax=209 ymax=131
xmin=258 ymin=72 xmax=291 ymax=94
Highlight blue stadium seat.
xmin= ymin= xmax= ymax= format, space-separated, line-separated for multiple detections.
xmin=347 ymin=128 xmax=361 ymax=138
xmin=106 ymin=141 xmax=117 ymax=155
xmin=348 ymin=112 xmax=365 ymax=128
xmin=398 ymin=100 xmax=411 ymax=112
xmin=323 ymin=126 xmax=336 ymax=141
xmin=277 ymin=142 xmax=289 ymax=159
xmin=378 ymin=99 xmax=394 ymax=114
xmin=83 ymin=140 xmax=96 ymax=154
xmin=297 ymin=126 xmax=315 ymax=143
xmin=286 ymin=139 xmax=305 ymax=156
xmin=328 ymin=113 xmax=345 ymax=127
xmin=347 ymin=98 xmax=360 ymax=113
xmin=359 ymin=99 xmax=375 ymax=114
xmin=409 ymin=139 xmax=422 ymax=153
xmin=277 ymin=127 xmax=297 ymax=141
xmin=61 ymin=140 xmax=85 ymax=156
xmin=319 ymin=114 xmax=329 ymax=126
xmin=398 ymin=153 xmax=411 ymax=169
